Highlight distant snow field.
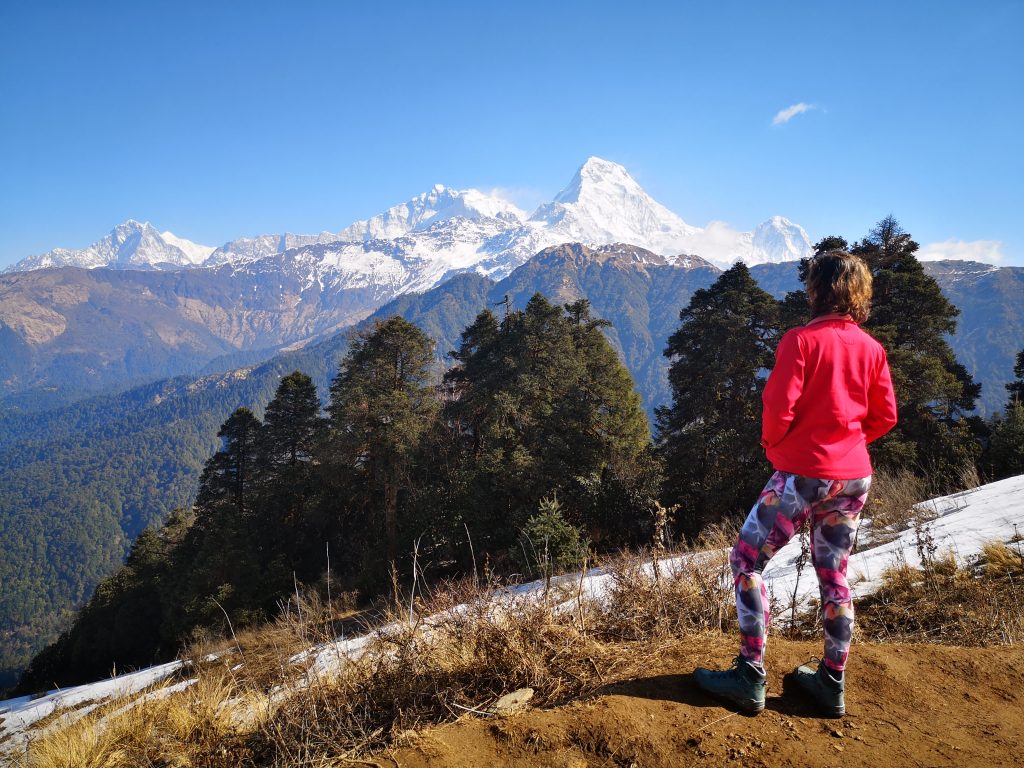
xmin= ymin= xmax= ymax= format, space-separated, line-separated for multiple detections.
xmin=2 ymin=473 xmax=1022 ymax=757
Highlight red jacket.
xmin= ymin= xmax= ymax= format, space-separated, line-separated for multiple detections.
xmin=761 ymin=314 xmax=897 ymax=479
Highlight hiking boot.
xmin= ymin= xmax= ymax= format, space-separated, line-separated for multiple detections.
xmin=693 ymin=656 xmax=767 ymax=714
xmin=793 ymin=659 xmax=845 ymax=717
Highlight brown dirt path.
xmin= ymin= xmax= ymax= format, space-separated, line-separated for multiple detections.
xmin=380 ymin=637 xmax=1024 ymax=767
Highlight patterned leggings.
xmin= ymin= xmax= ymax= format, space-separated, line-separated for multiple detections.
xmin=731 ymin=471 xmax=871 ymax=672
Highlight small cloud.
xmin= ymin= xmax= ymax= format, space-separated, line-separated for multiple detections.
xmin=918 ymin=239 xmax=1006 ymax=264
xmin=772 ymin=102 xmax=815 ymax=126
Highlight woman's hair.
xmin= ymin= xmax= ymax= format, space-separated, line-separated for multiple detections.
xmin=805 ymin=250 xmax=873 ymax=323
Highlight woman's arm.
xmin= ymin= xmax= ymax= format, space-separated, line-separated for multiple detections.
xmin=863 ymin=350 xmax=898 ymax=444
xmin=761 ymin=331 xmax=805 ymax=450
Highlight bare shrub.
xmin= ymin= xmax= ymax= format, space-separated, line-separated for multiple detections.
xmin=593 ymin=546 xmax=733 ymax=642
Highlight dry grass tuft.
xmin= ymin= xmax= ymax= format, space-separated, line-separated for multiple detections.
xmin=592 ymin=546 xmax=734 ymax=642
xmin=861 ymin=469 xmax=927 ymax=541
xmin=851 ymin=544 xmax=1024 ymax=646
xmin=17 ymin=669 xmax=272 ymax=767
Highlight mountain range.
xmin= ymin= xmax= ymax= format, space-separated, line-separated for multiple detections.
xmin=0 ymin=158 xmax=816 ymax=410
xmin=5 ymin=157 xmax=814 ymax=278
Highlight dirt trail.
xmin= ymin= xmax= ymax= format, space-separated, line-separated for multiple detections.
xmin=383 ymin=637 xmax=1023 ymax=767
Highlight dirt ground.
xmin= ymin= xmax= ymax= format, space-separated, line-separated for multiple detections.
xmin=378 ymin=637 xmax=1024 ymax=767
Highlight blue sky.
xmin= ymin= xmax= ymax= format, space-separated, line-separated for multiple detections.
xmin=1 ymin=1 xmax=1021 ymax=267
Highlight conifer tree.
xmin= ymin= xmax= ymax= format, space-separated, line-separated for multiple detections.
xmin=179 ymin=407 xmax=264 ymax=628
xmin=1007 ymin=349 xmax=1024 ymax=404
xmin=445 ymin=294 xmax=657 ymax=551
xmin=985 ymin=349 xmax=1024 ymax=480
xmin=655 ymin=263 xmax=780 ymax=534
xmin=325 ymin=317 xmax=439 ymax=571
xmin=256 ymin=371 xmax=325 ymax=585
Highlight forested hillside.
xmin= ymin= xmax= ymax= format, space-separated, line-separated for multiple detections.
xmin=0 ymin=273 xmax=492 ymax=690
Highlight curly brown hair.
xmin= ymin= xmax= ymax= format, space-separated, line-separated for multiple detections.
xmin=805 ymin=250 xmax=873 ymax=323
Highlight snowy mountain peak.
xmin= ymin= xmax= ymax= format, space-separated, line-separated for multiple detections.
xmin=6 ymin=158 xmax=816 ymax=280
xmin=749 ymin=216 xmax=814 ymax=265
xmin=5 ymin=220 xmax=214 ymax=273
xmin=526 ymin=156 xmax=699 ymax=259
xmin=337 ymin=185 xmax=526 ymax=243
xmin=553 ymin=156 xmax=641 ymax=204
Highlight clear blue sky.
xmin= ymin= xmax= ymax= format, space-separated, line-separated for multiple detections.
xmin=1 ymin=1 xmax=1021 ymax=267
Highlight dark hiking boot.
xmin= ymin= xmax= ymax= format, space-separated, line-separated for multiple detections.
xmin=793 ymin=659 xmax=845 ymax=717
xmin=694 ymin=656 xmax=767 ymax=714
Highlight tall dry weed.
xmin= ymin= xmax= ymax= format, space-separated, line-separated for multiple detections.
xmin=862 ymin=469 xmax=927 ymax=537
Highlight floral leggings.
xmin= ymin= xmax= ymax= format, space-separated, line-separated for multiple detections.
xmin=731 ymin=471 xmax=871 ymax=672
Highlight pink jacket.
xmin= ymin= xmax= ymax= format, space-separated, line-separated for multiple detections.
xmin=761 ymin=314 xmax=897 ymax=479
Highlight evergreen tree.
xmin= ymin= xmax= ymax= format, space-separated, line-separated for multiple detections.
xmin=178 ymin=407 xmax=264 ymax=629
xmin=325 ymin=317 xmax=439 ymax=574
xmin=984 ymin=349 xmax=1024 ymax=480
xmin=444 ymin=294 xmax=657 ymax=553
xmin=986 ymin=402 xmax=1024 ymax=480
xmin=655 ymin=263 xmax=780 ymax=535
xmin=1007 ymin=349 xmax=1024 ymax=404
xmin=852 ymin=216 xmax=983 ymax=480
xmin=257 ymin=372 xmax=325 ymax=583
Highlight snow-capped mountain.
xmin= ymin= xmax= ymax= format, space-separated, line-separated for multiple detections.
xmin=526 ymin=156 xmax=700 ymax=256
xmin=228 ymin=157 xmax=811 ymax=283
xmin=205 ymin=231 xmax=341 ymax=267
xmin=337 ymin=184 xmax=526 ymax=242
xmin=6 ymin=221 xmax=214 ymax=273
xmin=5 ymin=158 xmax=813 ymax=280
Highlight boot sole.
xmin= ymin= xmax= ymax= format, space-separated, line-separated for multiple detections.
xmin=700 ymin=690 xmax=765 ymax=714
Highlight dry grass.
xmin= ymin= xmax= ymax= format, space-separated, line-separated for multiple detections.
xmin=16 ymin=670 xmax=268 ymax=767
xmin=860 ymin=469 xmax=928 ymax=542
xmin=14 ymin=540 xmax=735 ymax=767
xmin=16 ymin=525 xmax=1024 ymax=767
xmin=847 ymin=543 xmax=1024 ymax=647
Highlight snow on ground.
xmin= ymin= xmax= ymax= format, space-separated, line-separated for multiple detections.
xmin=3 ymin=474 xmax=1022 ymax=757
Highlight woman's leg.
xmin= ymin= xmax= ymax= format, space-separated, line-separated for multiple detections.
xmin=808 ymin=477 xmax=871 ymax=672
xmin=731 ymin=472 xmax=826 ymax=666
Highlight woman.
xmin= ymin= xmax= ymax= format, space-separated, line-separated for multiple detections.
xmin=694 ymin=250 xmax=898 ymax=716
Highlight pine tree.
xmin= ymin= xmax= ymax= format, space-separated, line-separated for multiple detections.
xmin=985 ymin=349 xmax=1024 ymax=480
xmin=655 ymin=263 xmax=780 ymax=534
xmin=179 ymin=407 xmax=264 ymax=629
xmin=260 ymin=371 xmax=324 ymax=473
xmin=325 ymin=317 xmax=439 ymax=572
xmin=256 ymin=371 xmax=325 ymax=586
xmin=852 ymin=216 xmax=983 ymax=481
xmin=1007 ymin=349 xmax=1024 ymax=404
xmin=444 ymin=294 xmax=657 ymax=552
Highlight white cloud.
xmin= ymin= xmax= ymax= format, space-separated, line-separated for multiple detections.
xmin=485 ymin=186 xmax=545 ymax=216
xmin=682 ymin=220 xmax=752 ymax=267
xmin=772 ymin=102 xmax=815 ymax=126
xmin=918 ymin=239 xmax=1006 ymax=264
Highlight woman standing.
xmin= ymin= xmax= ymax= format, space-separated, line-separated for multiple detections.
xmin=694 ymin=250 xmax=898 ymax=716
